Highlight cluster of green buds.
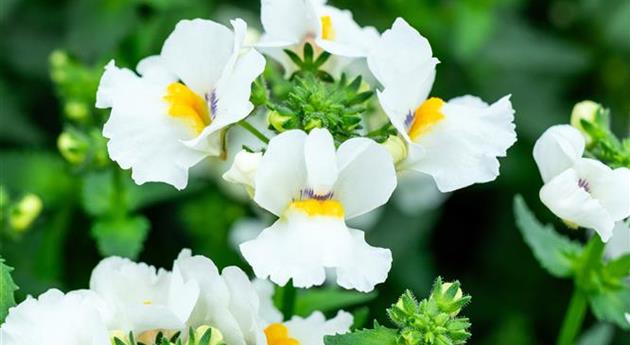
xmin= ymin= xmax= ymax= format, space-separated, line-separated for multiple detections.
xmin=50 ymin=50 xmax=110 ymax=168
xmin=570 ymin=100 xmax=630 ymax=168
xmin=265 ymin=44 xmax=374 ymax=143
xmin=112 ymin=326 xmax=225 ymax=345
xmin=387 ymin=278 xmax=472 ymax=345
xmin=0 ymin=186 xmax=43 ymax=235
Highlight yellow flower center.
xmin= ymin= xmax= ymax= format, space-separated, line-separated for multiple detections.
xmin=408 ymin=97 xmax=445 ymax=141
xmin=289 ymin=199 xmax=344 ymax=218
xmin=265 ymin=323 xmax=300 ymax=345
xmin=321 ymin=15 xmax=335 ymax=40
xmin=163 ymin=82 xmax=211 ymax=134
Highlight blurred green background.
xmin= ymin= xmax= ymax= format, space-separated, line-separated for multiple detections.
xmin=0 ymin=0 xmax=628 ymax=343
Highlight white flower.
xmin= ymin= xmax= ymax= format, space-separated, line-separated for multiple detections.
xmin=264 ymin=311 xmax=353 ymax=345
xmin=89 ymin=255 xmax=200 ymax=334
xmin=626 ymin=312 xmax=630 ymax=325
xmin=223 ymin=150 xmax=263 ymax=194
xmin=259 ymin=0 xmax=379 ymax=75
xmin=367 ymin=18 xmax=517 ymax=192
xmin=0 ymin=289 xmax=110 ymax=345
xmin=240 ymin=128 xmax=396 ymax=292
xmin=533 ymin=125 xmax=630 ymax=242
xmin=172 ymin=249 xmax=268 ymax=345
xmin=393 ymin=171 xmax=448 ymax=216
xmin=96 ymin=18 xmax=265 ymax=190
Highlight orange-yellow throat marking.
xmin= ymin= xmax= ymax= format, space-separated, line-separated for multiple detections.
xmin=408 ymin=97 xmax=445 ymax=141
xmin=164 ymin=82 xmax=210 ymax=134
xmin=289 ymin=199 xmax=344 ymax=218
xmin=321 ymin=15 xmax=335 ymax=40
xmin=265 ymin=323 xmax=300 ymax=345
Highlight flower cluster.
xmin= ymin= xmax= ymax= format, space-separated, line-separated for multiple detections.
xmin=90 ymin=0 xmax=517 ymax=293
xmin=0 ymin=250 xmax=352 ymax=345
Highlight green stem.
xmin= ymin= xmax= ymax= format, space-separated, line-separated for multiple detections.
xmin=238 ymin=120 xmax=269 ymax=144
xmin=555 ymin=236 xmax=605 ymax=345
xmin=556 ymin=289 xmax=588 ymax=345
xmin=281 ymin=280 xmax=296 ymax=320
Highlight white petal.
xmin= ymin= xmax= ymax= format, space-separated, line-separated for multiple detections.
xmin=136 ymin=55 xmax=177 ymax=84
xmin=222 ymin=267 xmax=267 ymax=345
xmin=223 ymin=150 xmax=263 ymax=190
xmin=99 ymin=61 xmax=207 ymax=190
xmin=533 ymin=125 xmax=585 ymax=183
xmin=540 ymin=168 xmax=615 ymax=242
xmin=253 ymin=279 xmax=283 ymax=324
xmin=605 ymin=221 xmax=630 ymax=260
xmin=254 ymin=130 xmax=308 ymax=216
xmin=625 ymin=313 xmax=630 ymax=325
xmin=240 ymin=217 xmax=328 ymax=288
xmin=368 ymin=18 xmax=438 ymax=140
xmin=405 ymin=95 xmax=517 ymax=192
xmin=261 ymin=0 xmax=319 ymax=44
xmin=161 ymin=19 xmax=234 ymax=95
xmin=305 ymin=128 xmax=338 ymax=194
xmin=285 ymin=310 xmax=353 ymax=345
xmin=229 ymin=218 xmax=267 ymax=251
xmin=0 ymin=289 xmax=110 ymax=345
xmin=95 ymin=60 xmax=137 ymax=109
xmin=334 ymin=137 xmax=397 ymax=219
xmin=172 ymin=251 xmax=243 ymax=343
xmin=315 ymin=5 xmax=376 ymax=57
xmin=89 ymin=256 xmax=186 ymax=333
xmin=335 ymin=228 xmax=392 ymax=292
xmin=584 ymin=164 xmax=630 ymax=221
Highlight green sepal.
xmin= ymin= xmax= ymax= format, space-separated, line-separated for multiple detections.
xmin=324 ymin=326 xmax=399 ymax=345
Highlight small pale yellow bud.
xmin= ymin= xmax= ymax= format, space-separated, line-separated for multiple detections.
xmin=267 ymin=110 xmax=292 ymax=132
xmin=9 ymin=194 xmax=43 ymax=232
xmin=381 ymin=135 xmax=408 ymax=165
xmin=191 ymin=326 xmax=224 ymax=345
xmin=64 ymin=101 xmax=89 ymax=121
xmin=570 ymin=100 xmax=602 ymax=144
xmin=57 ymin=131 xmax=89 ymax=165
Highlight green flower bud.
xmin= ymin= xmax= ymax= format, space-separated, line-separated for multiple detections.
xmin=189 ymin=326 xmax=224 ymax=345
xmin=9 ymin=194 xmax=43 ymax=232
xmin=430 ymin=280 xmax=470 ymax=317
xmin=251 ymin=78 xmax=268 ymax=107
xmin=570 ymin=100 xmax=603 ymax=144
xmin=304 ymin=117 xmax=323 ymax=131
xmin=57 ymin=130 xmax=89 ymax=165
xmin=382 ymin=135 xmax=408 ymax=165
xmin=49 ymin=50 xmax=69 ymax=68
xmin=267 ymin=110 xmax=292 ymax=132
xmin=64 ymin=100 xmax=89 ymax=121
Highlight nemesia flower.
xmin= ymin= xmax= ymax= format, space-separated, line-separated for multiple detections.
xmin=89 ymin=255 xmax=200 ymax=334
xmin=259 ymin=0 xmax=379 ymax=75
xmin=533 ymin=125 xmax=630 ymax=242
xmin=240 ymin=128 xmax=396 ymax=292
xmin=96 ymin=18 xmax=265 ymax=189
xmin=172 ymin=249 xmax=268 ymax=345
xmin=367 ymin=18 xmax=517 ymax=192
xmin=0 ymin=289 xmax=110 ymax=345
xmin=264 ymin=311 xmax=353 ymax=345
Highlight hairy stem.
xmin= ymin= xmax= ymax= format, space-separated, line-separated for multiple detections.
xmin=556 ymin=236 xmax=605 ymax=345
xmin=238 ymin=120 xmax=269 ymax=144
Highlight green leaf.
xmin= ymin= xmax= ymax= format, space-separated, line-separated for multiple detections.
xmin=295 ymin=287 xmax=377 ymax=317
xmin=589 ymin=284 xmax=630 ymax=330
xmin=0 ymin=257 xmax=19 ymax=323
xmin=82 ymin=170 xmax=115 ymax=216
xmin=513 ymin=195 xmax=583 ymax=277
xmin=604 ymin=254 xmax=630 ymax=279
xmin=324 ymin=327 xmax=398 ymax=345
xmin=91 ymin=215 xmax=150 ymax=259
